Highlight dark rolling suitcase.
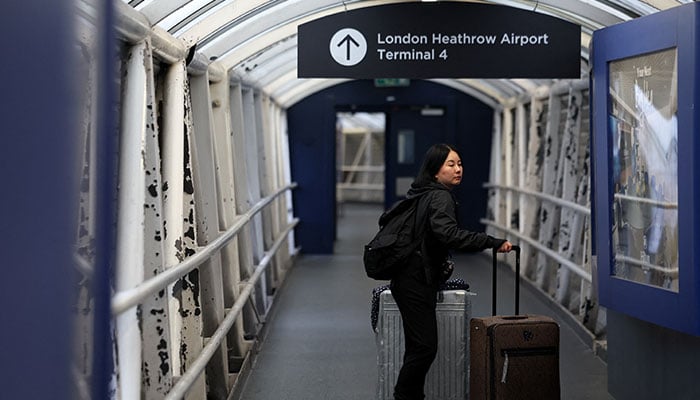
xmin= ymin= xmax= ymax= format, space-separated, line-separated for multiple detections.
xmin=469 ymin=246 xmax=561 ymax=400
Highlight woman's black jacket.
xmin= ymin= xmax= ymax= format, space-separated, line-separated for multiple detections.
xmin=406 ymin=181 xmax=506 ymax=285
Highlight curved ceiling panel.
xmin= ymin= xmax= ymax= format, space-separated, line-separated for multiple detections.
xmin=121 ymin=0 xmax=692 ymax=108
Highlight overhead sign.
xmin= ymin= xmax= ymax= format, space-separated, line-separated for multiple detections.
xmin=298 ymin=2 xmax=581 ymax=79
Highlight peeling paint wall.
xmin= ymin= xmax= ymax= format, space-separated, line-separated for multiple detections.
xmin=487 ymin=84 xmax=599 ymax=337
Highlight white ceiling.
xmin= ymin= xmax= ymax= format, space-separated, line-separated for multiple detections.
xmin=122 ymin=0 xmax=693 ymax=108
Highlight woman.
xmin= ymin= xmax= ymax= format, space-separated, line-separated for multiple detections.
xmin=391 ymin=143 xmax=512 ymax=400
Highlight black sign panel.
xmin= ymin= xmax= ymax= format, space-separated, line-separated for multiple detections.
xmin=298 ymin=2 xmax=581 ymax=79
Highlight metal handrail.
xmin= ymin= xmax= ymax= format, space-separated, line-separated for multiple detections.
xmin=481 ymin=219 xmax=592 ymax=283
xmin=74 ymin=253 xmax=93 ymax=277
xmin=614 ymin=254 xmax=679 ymax=277
xmin=336 ymin=183 xmax=384 ymax=190
xmin=164 ymin=220 xmax=300 ymax=400
xmin=111 ymin=182 xmax=297 ymax=316
xmin=484 ymin=185 xmax=679 ymax=281
xmin=483 ymin=182 xmax=590 ymax=215
xmin=339 ymin=166 xmax=385 ymax=172
xmin=482 ymin=182 xmax=592 ymax=282
xmin=614 ymin=193 xmax=678 ymax=209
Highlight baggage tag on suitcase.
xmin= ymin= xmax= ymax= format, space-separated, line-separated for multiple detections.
xmin=469 ymin=246 xmax=561 ymax=400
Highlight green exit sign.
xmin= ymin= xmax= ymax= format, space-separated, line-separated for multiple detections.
xmin=374 ymin=78 xmax=410 ymax=87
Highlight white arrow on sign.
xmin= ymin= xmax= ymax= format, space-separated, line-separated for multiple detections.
xmin=329 ymin=28 xmax=367 ymax=66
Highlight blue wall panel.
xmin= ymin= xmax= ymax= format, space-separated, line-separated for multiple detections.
xmin=592 ymin=2 xmax=700 ymax=335
xmin=288 ymin=95 xmax=338 ymax=254
xmin=1 ymin=1 xmax=84 ymax=398
xmin=288 ymin=79 xmax=493 ymax=254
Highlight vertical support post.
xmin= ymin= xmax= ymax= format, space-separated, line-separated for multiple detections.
xmin=273 ymin=105 xmax=294 ymax=267
xmin=140 ymin=46 xmax=173 ymax=399
xmin=503 ymin=108 xmax=514 ymax=229
xmin=535 ymin=92 xmax=563 ymax=293
xmin=556 ymin=88 xmax=584 ymax=308
xmin=521 ymin=97 xmax=546 ymax=278
xmin=258 ymin=94 xmax=280 ymax=293
xmin=486 ymin=110 xmax=502 ymax=237
xmin=75 ymin=13 xmax=101 ymax=398
xmin=162 ymin=59 xmax=186 ymax=386
xmin=261 ymin=98 xmax=285 ymax=284
xmin=161 ymin=61 xmax=207 ymax=400
xmin=189 ymin=72 xmax=230 ymax=399
xmin=242 ymin=88 xmax=265 ymax=267
xmin=229 ymin=82 xmax=259 ymax=338
xmin=517 ymin=103 xmax=527 ymax=234
xmin=278 ymin=110 xmax=297 ymax=252
xmin=210 ymin=76 xmax=249 ymax=359
xmin=115 ymin=39 xmax=149 ymax=400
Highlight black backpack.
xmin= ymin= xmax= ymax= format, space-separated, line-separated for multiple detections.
xmin=363 ymin=196 xmax=427 ymax=280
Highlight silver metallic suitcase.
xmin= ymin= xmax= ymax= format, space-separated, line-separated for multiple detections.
xmin=375 ymin=289 xmax=474 ymax=400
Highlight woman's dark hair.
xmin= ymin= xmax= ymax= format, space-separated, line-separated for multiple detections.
xmin=414 ymin=143 xmax=459 ymax=186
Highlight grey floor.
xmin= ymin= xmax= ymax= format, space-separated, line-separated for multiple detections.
xmin=238 ymin=203 xmax=611 ymax=400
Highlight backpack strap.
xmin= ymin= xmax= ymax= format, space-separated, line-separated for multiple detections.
xmin=412 ymin=192 xmax=430 ymax=239
xmin=378 ymin=197 xmax=413 ymax=227
xmin=409 ymin=193 xmax=436 ymax=284
xmin=400 ymin=197 xmax=424 ymax=252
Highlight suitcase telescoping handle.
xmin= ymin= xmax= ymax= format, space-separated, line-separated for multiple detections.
xmin=491 ymin=245 xmax=521 ymax=316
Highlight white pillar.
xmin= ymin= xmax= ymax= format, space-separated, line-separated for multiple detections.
xmin=115 ymin=39 xmax=150 ymax=400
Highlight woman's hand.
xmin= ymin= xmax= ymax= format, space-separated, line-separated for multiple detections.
xmin=497 ymin=241 xmax=513 ymax=253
